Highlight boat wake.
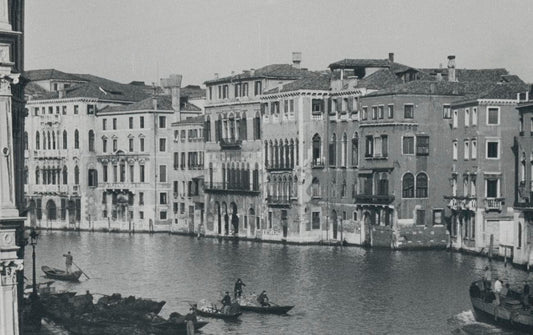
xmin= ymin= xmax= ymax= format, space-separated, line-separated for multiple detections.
xmin=448 ymin=310 xmax=520 ymax=335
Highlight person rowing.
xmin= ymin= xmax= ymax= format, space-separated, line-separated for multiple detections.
xmin=257 ymin=290 xmax=270 ymax=307
xmin=63 ymin=251 xmax=73 ymax=274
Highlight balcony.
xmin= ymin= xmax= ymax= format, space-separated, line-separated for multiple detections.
xmin=266 ymin=162 xmax=294 ymax=172
xmin=266 ymin=195 xmax=291 ymax=207
xmin=354 ymin=194 xmax=395 ymax=204
xmin=219 ymin=137 xmax=242 ymax=150
xmin=484 ymin=197 xmax=504 ymax=212
xmin=29 ymin=184 xmax=75 ymax=195
xmin=445 ymin=196 xmax=477 ymax=211
xmin=204 ymin=182 xmax=260 ymax=195
xmin=311 ymin=158 xmax=325 ymax=169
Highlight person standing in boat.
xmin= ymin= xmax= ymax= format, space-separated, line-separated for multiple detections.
xmin=234 ymin=278 xmax=246 ymax=299
xmin=221 ymin=292 xmax=232 ymax=313
xmin=63 ymin=251 xmax=73 ymax=274
xmin=483 ymin=265 xmax=492 ymax=290
xmin=494 ymin=278 xmax=503 ymax=305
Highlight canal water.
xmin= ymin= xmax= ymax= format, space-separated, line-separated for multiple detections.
xmin=26 ymin=231 xmax=532 ymax=334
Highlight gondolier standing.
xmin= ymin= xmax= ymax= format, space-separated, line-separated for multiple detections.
xmin=63 ymin=251 xmax=73 ymax=273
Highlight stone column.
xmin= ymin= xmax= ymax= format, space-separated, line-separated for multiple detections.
xmin=0 ymin=229 xmax=24 ymax=335
xmin=0 ymin=0 xmax=10 ymax=31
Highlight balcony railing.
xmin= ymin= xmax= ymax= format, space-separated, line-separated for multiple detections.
xmin=354 ymin=194 xmax=395 ymax=204
xmin=266 ymin=162 xmax=294 ymax=171
xmin=204 ymin=182 xmax=260 ymax=195
xmin=266 ymin=195 xmax=291 ymax=207
xmin=484 ymin=197 xmax=504 ymax=212
xmin=311 ymin=158 xmax=325 ymax=169
xmin=219 ymin=137 xmax=242 ymax=150
xmin=445 ymin=196 xmax=477 ymax=211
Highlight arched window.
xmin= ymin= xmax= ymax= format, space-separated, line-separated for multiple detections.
xmin=416 ymin=173 xmax=428 ymax=198
xmin=329 ymin=133 xmax=336 ymax=166
xmin=74 ymin=130 xmax=79 ymax=149
xmin=228 ymin=113 xmax=235 ymax=140
xmin=52 ymin=131 xmax=56 ymax=149
xmin=42 ymin=131 xmax=46 ymax=150
xmin=351 ymin=132 xmax=359 ymax=166
xmin=63 ymin=166 xmax=68 ymax=185
xmin=312 ymin=177 xmax=320 ymax=197
xmin=24 ymin=131 xmax=28 ymax=150
xmin=63 ymin=130 xmax=67 ymax=149
xmin=240 ymin=112 xmax=247 ymax=140
xmin=342 ymin=133 xmax=347 ymax=167
xmin=35 ymin=167 xmax=40 ymax=184
xmin=402 ymin=173 xmax=414 ymax=198
xmin=74 ymin=165 xmax=80 ymax=185
xmin=88 ymin=130 xmax=95 ymax=152
xmin=312 ymin=134 xmax=321 ymax=164
xmin=47 ymin=131 xmax=51 ymax=150
xmin=222 ymin=164 xmax=226 ymax=188
xmin=279 ymin=139 xmax=284 ymax=168
xmin=253 ymin=163 xmax=259 ymax=191
xmin=274 ymin=140 xmax=279 ymax=168
xmin=35 ymin=131 xmax=40 ymax=150
xmin=290 ymin=139 xmax=295 ymax=168
xmin=285 ymin=139 xmax=290 ymax=168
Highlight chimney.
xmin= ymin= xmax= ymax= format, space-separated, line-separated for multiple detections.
xmin=58 ymin=89 xmax=65 ymax=98
xmin=388 ymin=52 xmax=394 ymax=62
xmin=214 ymin=73 xmax=219 ymax=79
xmin=435 ymin=66 xmax=443 ymax=82
xmin=152 ymin=96 xmax=157 ymax=110
xmin=292 ymin=52 xmax=302 ymax=69
xmin=447 ymin=55 xmax=456 ymax=82
xmin=160 ymin=74 xmax=183 ymax=113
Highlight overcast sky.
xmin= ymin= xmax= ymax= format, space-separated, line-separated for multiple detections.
xmin=25 ymin=0 xmax=533 ymax=86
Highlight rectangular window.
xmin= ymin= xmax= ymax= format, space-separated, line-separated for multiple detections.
xmin=120 ymin=163 xmax=125 ymax=182
xmin=464 ymin=109 xmax=470 ymax=127
xmin=139 ymin=192 xmax=144 ymax=205
xmin=472 ymin=107 xmax=478 ymax=125
xmin=464 ymin=140 xmax=469 ymax=160
xmin=129 ymin=117 xmax=133 ymax=129
xmin=180 ymin=203 xmax=185 ymax=214
xmin=140 ymin=165 xmax=145 ymax=182
xmin=102 ymin=119 xmax=107 ymax=130
xmin=362 ymin=107 xmax=368 ymax=120
xmin=387 ymin=105 xmax=394 ymax=118
xmin=486 ymin=179 xmax=498 ymax=198
xmin=159 ymin=138 xmax=166 ymax=152
xmin=113 ymin=139 xmax=117 ymax=152
xmin=174 ymin=152 xmax=179 ymax=170
xmin=487 ymin=107 xmax=499 ymax=125
xmin=311 ymin=99 xmax=323 ymax=113
xmin=88 ymin=169 xmax=98 ymax=187
xmin=159 ymin=165 xmax=167 ymax=182
xmin=129 ymin=165 xmax=134 ymax=182
xmin=160 ymin=211 xmax=167 ymax=220
xmin=432 ymin=209 xmax=443 ymax=225
xmin=403 ymin=136 xmax=414 ymax=155
xmin=452 ymin=141 xmax=458 ymax=160
xmin=159 ymin=116 xmax=166 ymax=128
xmin=404 ymin=104 xmax=414 ymax=119
xmin=416 ymin=136 xmax=429 ymax=156
xmin=452 ymin=110 xmax=458 ymax=128
xmin=87 ymin=105 xmax=95 ymax=114
xmin=140 ymin=116 xmax=145 ymax=128
xmin=113 ymin=118 xmax=117 ymax=130
xmin=103 ymin=165 xmax=108 ymax=182
xmin=365 ymin=136 xmax=374 ymax=157
xmin=378 ymin=106 xmax=384 ymax=119
xmin=209 ymin=87 xmax=212 ymax=100
xmin=254 ymin=81 xmax=262 ymax=95
xmin=372 ymin=106 xmax=377 ymax=120
xmin=486 ymin=140 xmax=499 ymax=159
xmin=160 ymin=192 xmax=167 ymax=205
xmin=139 ymin=211 xmax=144 ymax=219
xmin=129 ymin=138 xmax=134 ymax=152
xmin=312 ymin=212 xmax=321 ymax=229
xmin=102 ymin=139 xmax=107 ymax=153
xmin=381 ymin=135 xmax=388 ymax=157
xmin=140 ymin=138 xmax=145 ymax=152
xmin=471 ymin=139 xmax=477 ymax=159
xmin=443 ymin=105 xmax=451 ymax=119
xmin=74 ymin=105 xmax=79 ymax=114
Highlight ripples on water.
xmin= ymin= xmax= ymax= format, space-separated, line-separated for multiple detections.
xmin=26 ymin=231 xmax=532 ymax=335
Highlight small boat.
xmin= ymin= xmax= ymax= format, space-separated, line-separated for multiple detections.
xmin=469 ymin=280 xmax=533 ymax=332
xmin=192 ymin=303 xmax=241 ymax=320
xmin=239 ymin=304 xmax=294 ymax=315
xmin=41 ymin=266 xmax=82 ymax=282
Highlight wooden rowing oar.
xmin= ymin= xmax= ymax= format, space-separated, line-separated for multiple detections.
xmin=73 ymin=261 xmax=90 ymax=279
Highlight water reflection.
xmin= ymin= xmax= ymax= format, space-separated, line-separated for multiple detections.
xmin=26 ymin=231 xmax=531 ymax=334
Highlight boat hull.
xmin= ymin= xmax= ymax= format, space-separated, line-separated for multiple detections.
xmin=192 ymin=307 xmax=241 ymax=320
xmin=470 ymin=296 xmax=533 ymax=332
xmin=240 ymin=305 xmax=294 ymax=314
xmin=41 ymin=266 xmax=82 ymax=282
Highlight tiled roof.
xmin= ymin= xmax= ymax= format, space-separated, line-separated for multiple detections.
xmin=355 ymin=69 xmax=403 ymax=90
xmin=453 ymin=82 xmax=529 ymax=103
xmin=264 ymin=72 xmax=331 ymax=94
xmin=419 ymin=68 xmax=511 ymax=83
xmin=172 ymin=115 xmax=205 ymax=126
xmin=180 ymin=85 xmax=206 ymax=99
xmin=365 ymin=80 xmax=492 ymax=97
xmin=329 ymin=59 xmax=392 ymax=70
xmin=23 ymin=69 xmax=86 ymax=82
xmin=25 ymin=82 xmax=48 ymax=96
xmin=205 ymin=64 xmax=312 ymax=85
xmin=100 ymin=95 xmax=201 ymax=113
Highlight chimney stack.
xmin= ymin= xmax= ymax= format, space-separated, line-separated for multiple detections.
xmin=160 ymin=74 xmax=183 ymax=113
xmin=214 ymin=73 xmax=219 ymax=79
xmin=388 ymin=52 xmax=394 ymax=62
xmin=435 ymin=65 xmax=443 ymax=82
xmin=292 ymin=52 xmax=302 ymax=69
xmin=447 ymin=55 xmax=456 ymax=82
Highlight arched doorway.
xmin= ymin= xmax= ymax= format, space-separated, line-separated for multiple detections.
xmin=215 ymin=201 xmax=221 ymax=234
xmin=230 ymin=202 xmax=239 ymax=235
xmin=332 ymin=210 xmax=338 ymax=240
xmin=222 ymin=202 xmax=228 ymax=235
xmin=46 ymin=199 xmax=57 ymax=221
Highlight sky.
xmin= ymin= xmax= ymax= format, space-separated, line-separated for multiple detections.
xmin=25 ymin=0 xmax=533 ymax=86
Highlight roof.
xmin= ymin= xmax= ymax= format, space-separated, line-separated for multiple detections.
xmin=355 ymin=69 xmax=403 ymax=90
xmin=172 ymin=115 xmax=205 ymax=126
xmin=264 ymin=72 xmax=331 ymax=94
xmin=329 ymin=59 xmax=392 ymax=70
xmin=365 ymin=80 xmax=492 ymax=97
xmin=451 ymin=82 xmax=529 ymax=104
xmin=205 ymin=64 xmax=312 ymax=85
xmin=419 ymin=68 xmax=512 ymax=83
xmin=180 ymin=85 xmax=206 ymax=99
xmin=25 ymin=82 xmax=49 ymax=96
xmin=23 ymin=69 xmax=86 ymax=82
xmin=100 ymin=95 xmax=201 ymax=113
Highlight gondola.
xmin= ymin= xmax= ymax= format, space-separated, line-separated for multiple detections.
xmin=469 ymin=280 xmax=533 ymax=332
xmin=239 ymin=304 xmax=294 ymax=315
xmin=192 ymin=304 xmax=242 ymax=320
xmin=41 ymin=265 xmax=82 ymax=282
